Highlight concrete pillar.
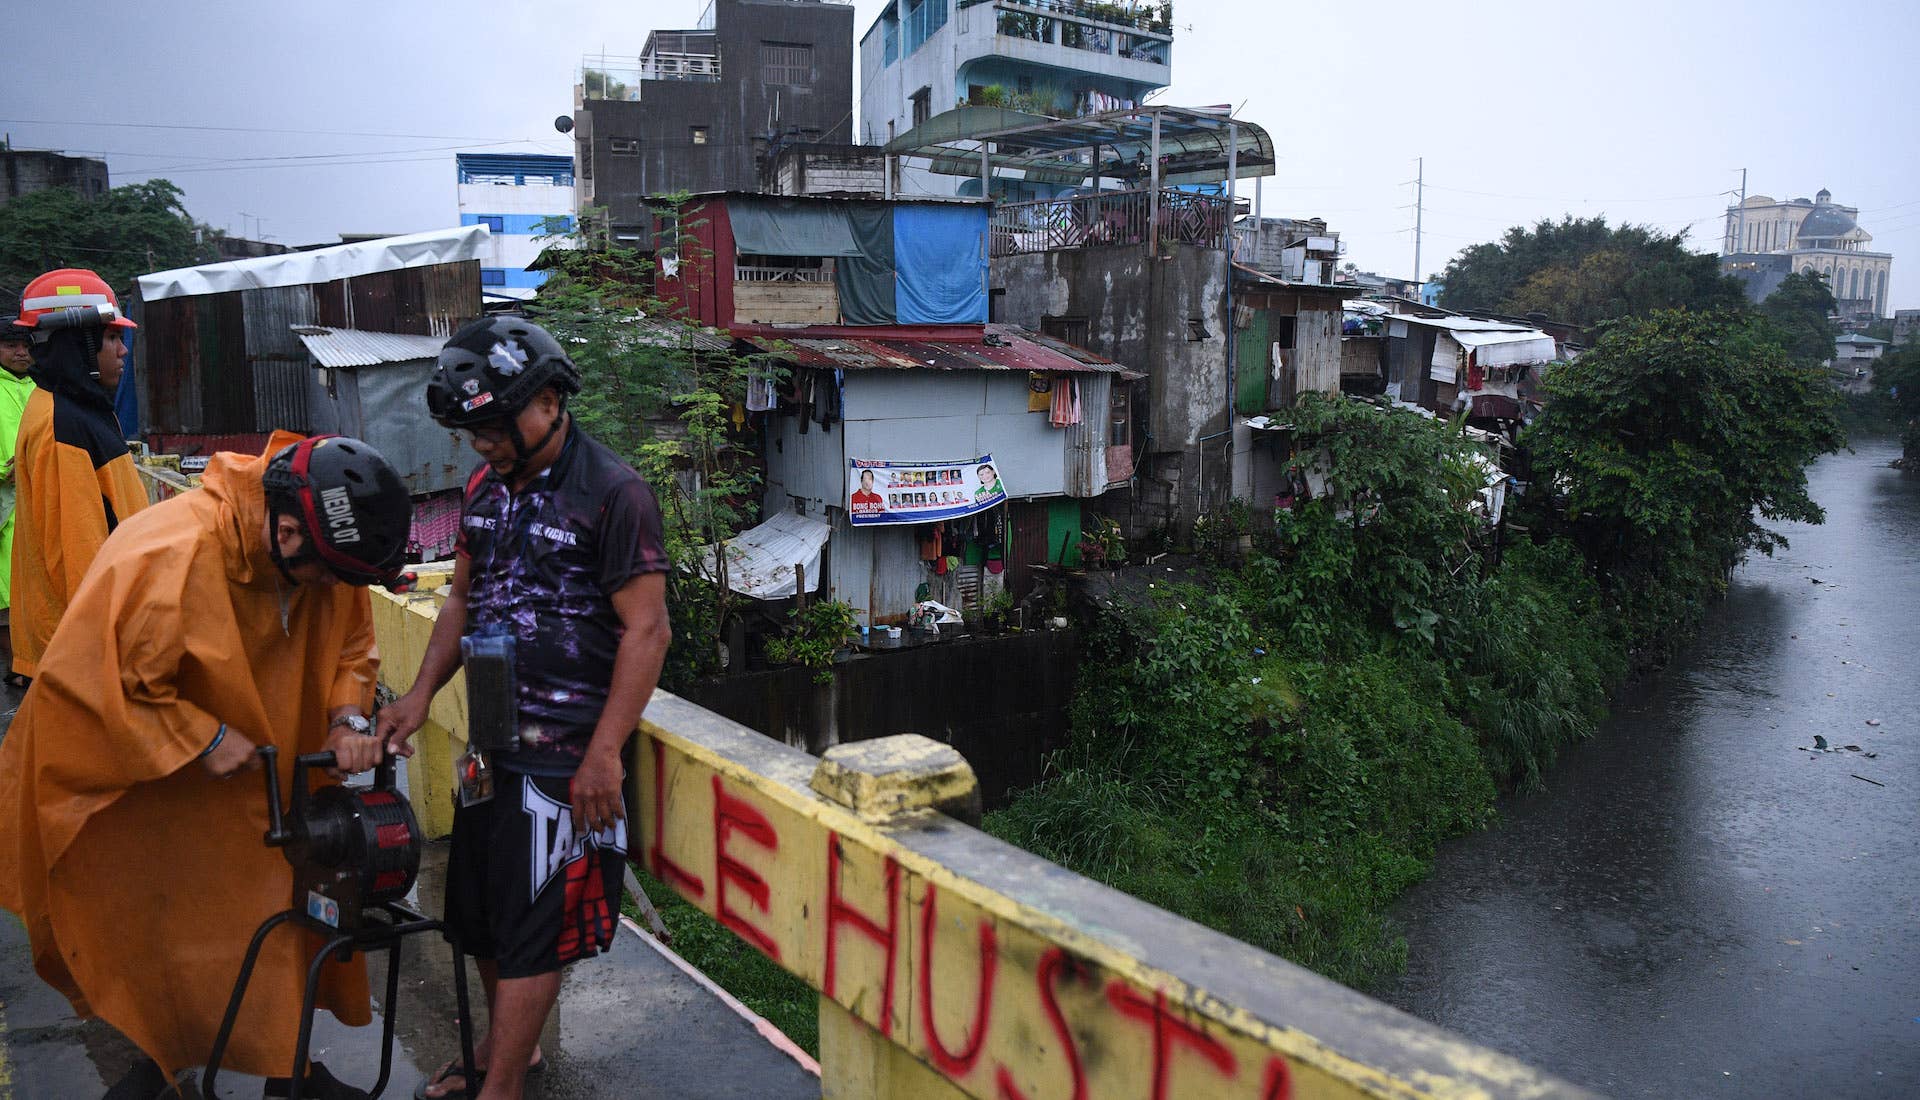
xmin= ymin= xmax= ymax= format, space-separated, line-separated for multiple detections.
xmin=810 ymin=735 xmax=982 ymax=1098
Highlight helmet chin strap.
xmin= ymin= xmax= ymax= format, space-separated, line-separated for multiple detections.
xmin=268 ymin=519 xmax=321 ymax=585
xmin=504 ymin=409 xmax=568 ymax=482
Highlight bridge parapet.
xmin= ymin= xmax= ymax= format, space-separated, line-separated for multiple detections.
xmin=373 ymin=588 xmax=1592 ymax=1100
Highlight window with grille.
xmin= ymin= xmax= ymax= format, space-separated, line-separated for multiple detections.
xmin=691 ymin=126 xmax=709 ymax=145
xmin=762 ymin=43 xmax=812 ymax=85
xmin=609 ymin=138 xmax=639 ymax=157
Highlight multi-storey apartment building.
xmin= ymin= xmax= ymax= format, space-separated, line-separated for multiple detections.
xmin=570 ymin=0 xmax=855 ymax=241
xmin=455 ymin=154 xmax=575 ymax=300
xmin=859 ymin=0 xmax=1173 ymax=199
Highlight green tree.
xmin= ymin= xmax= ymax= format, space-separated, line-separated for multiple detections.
xmin=1757 ymin=271 xmax=1838 ymax=366
xmin=1522 ymin=310 xmax=1843 ymax=651
xmin=1874 ymin=343 xmax=1920 ymax=461
xmin=529 ymin=214 xmax=763 ymax=688
xmin=1437 ymin=216 xmax=1747 ymax=336
xmin=0 ymin=179 xmax=220 ymax=299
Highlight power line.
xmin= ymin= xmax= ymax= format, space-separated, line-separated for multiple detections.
xmin=0 ymin=116 xmax=544 ymax=143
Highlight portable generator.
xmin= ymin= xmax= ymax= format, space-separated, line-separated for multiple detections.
xmin=203 ymin=746 xmax=477 ymax=1100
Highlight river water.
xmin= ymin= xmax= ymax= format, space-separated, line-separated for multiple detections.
xmin=1386 ymin=438 xmax=1920 ymax=1098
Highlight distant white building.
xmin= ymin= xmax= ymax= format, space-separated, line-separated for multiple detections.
xmin=1833 ymin=332 xmax=1887 ymax=367
xmin=455 ymin=154 xmax=575 ymax=301
xmin=1721 ymin=187 xmax=1892 ymax=319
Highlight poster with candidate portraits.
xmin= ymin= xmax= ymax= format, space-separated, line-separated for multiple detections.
xmin=847 ymin=455 xmax=1007 ymax=526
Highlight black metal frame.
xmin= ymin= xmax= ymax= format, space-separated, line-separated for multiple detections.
xmin=202 ymin=901 xmax=477 ymax=1100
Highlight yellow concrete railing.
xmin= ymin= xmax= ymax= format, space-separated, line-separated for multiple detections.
xmin=372 ymin=589 xmax=1593 ymax=1099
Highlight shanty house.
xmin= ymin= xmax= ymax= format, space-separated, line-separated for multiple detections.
xmin=132 ymin=225 xmax=486 ymax=456
xmin=650 ymin=191 xmax=1140 ymax=627
xmin=1384 ymin=313 xmax=1559 ymax=428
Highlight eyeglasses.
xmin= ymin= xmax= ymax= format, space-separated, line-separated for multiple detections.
xmin=463 ymin=423 xmax=512 ymax=445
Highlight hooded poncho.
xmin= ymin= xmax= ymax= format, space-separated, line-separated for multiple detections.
xmin=0 ymin=431 xmax=377 ymax=1078
xmin=9 ymin=327 xmax=148 ymax=675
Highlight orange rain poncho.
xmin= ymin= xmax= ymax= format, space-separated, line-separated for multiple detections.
xmin=8 ymin=328 xmax=148 ymax=677
xmin=0 ymin=432 xmax=376 ymax=1079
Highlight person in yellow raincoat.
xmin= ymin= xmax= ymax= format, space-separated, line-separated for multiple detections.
xmin=8 ymin=269 xmax=150 ymax=681
xmin=0 ymin=431 xmax=415 ymax=1098
xmin=0 ymin=316 xmax=38 ymax=682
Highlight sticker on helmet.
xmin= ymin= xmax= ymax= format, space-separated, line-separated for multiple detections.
xmin=461 ymin=391 xmax=496 ymax=413
xmin=462 ymin=378 xmax=481 ymax=395
xmin=488 ymin=340 xmax=529 ymax=377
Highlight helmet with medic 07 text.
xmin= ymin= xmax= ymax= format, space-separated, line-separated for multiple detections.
xmin=261 ymin=435 xmax=413 ymax=586
xmin=426 ymin=315 xmax=580 ymax=429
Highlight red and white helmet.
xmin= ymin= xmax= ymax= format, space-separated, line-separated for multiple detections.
xmin=16 ymin=268 xmax=137 ymax=331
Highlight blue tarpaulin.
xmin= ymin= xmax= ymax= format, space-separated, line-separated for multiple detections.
xmin=892 ymin=205 xmax=987 ymax=325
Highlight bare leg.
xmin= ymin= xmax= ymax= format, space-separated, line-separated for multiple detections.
xmin=425 ymin=960 xmax=544 ymax=1098
xmin=475 ymin=972 xmax=562 ymax=1100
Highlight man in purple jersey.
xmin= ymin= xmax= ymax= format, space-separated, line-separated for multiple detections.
xmin=379 ymin=316 xmax=671 ymax=1100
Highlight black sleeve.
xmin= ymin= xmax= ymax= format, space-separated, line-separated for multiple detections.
xmin=597 ymin=474 xmax=670 ymax=594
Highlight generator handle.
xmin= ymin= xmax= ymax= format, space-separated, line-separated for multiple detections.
xmin=257 ymin=745 xmax=290 ymax=847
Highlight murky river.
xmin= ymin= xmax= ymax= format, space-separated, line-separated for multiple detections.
xmin=1386 ymin=438 xmax=1920 ymax=1097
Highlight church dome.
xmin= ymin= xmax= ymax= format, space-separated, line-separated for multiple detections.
xmin=1797 ymin=200 xmax=1858 ymax=242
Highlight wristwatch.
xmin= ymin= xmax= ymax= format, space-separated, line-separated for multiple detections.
xmin=329 ymin=714 xmax=373 ymax=735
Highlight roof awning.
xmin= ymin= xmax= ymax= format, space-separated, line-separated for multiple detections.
xmin=883 ymin=105 xmax=1275 ymax=187
xmin=137 ymin=225 xmax=489 ymax=301
xmin=701 ymin=511 xmax=833 ymax=600
xmin=292 ymin=326 xmax=448 ymax=368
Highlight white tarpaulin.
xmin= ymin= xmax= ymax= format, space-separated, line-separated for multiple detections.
xmin=1448 ymin=328 xmax=1558 ymax=367
xmin=136 ymin=225 xmax=490 ymax=301
xmin=701 ymin=511 xmax=832 ymax=599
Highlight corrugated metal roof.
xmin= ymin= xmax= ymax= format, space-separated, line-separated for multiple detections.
xmin=292 ymin=326 xmax=448 ymax=368
xmin=756 ymin=324 xmax=1136 ymax=376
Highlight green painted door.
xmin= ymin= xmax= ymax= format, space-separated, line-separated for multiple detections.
xmin=1235 ymin=310 xmax=1269 ymax=414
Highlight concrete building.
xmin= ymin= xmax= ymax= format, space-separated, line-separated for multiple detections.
xmin=569 ymin=0 xmax=854 ymax=242
xmin=455 ymin=153 xmax=575 ymax=301
xmin=1893 ymin=309 xmax=1919 ymax=348
xmin=1 ymin=147 xmax=108 ymax=206
xmin=1721 ymin=188 xmax=1893 ymax=318
xmin=858 ymin=0 xmax=1173 ymax=198
xmin=760 ymin=140 xmax=887 ymax=196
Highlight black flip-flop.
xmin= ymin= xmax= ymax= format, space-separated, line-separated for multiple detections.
xmin=413 ymin=1060 xmax=482 ymax=1100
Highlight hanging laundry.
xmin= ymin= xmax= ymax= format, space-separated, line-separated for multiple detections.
xmin=746 ymin=365 xmax=778 ymax=412
xmin=1049 ymin=375 xmax=1082 ymax=427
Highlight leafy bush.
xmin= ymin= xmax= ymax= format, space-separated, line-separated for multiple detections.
xmin=764 ymin=600 xmax=857 ymax=682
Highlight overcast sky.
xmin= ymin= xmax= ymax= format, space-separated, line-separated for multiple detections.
xmin=5 ymin=0 xmax=1917 ymax=309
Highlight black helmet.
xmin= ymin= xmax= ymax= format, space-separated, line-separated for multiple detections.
xmin=261 ymin=435 xmax=412 ymax=586
xmin=0 ymin=315 xmax=30 ymax=342
xmin=427 ymin=315 xmax=580 ymax=428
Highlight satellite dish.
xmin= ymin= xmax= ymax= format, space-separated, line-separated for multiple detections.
xmin=554 ymin=115 xmax=575 ymax=134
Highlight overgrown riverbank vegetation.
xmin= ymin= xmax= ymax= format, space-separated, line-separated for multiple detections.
xmin=990 ymin=309 xmax=1843 ymax=990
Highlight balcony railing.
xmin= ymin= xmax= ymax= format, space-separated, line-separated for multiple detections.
xmin=642 ymin=50 xmax=722 ymax=82
xmin=735 ymin=262 xmax=836 ymax=283
xmin=990 ymin=188 xmax=1230 ymax=257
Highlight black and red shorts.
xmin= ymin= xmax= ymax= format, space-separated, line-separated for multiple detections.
xmin=443 ymin=771 xmax=626 ymax=978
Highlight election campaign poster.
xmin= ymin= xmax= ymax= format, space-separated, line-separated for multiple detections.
xmin=848 ymin=455 xmax=1007 ymax=526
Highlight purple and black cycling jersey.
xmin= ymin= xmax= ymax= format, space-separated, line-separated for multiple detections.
xmin=457 ymin=428 xmax=669 ymax=777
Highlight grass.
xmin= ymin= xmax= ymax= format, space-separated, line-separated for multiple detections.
xmin=623 ymin=872 xmax=820 ymax=1056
